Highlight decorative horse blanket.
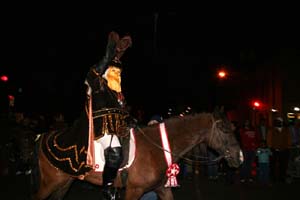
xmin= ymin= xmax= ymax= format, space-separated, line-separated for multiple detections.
xmin=41 ymin=128 xmax=136 ymax=176
xmin=41 ymin=129 xmax=92 ymax=176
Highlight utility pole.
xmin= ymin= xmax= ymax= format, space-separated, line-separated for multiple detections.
xmin=153 ymin=12 xmax=159 ymax=58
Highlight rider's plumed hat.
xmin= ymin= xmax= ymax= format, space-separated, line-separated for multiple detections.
xmin=107 ymin=32 xmax=132 ymax=70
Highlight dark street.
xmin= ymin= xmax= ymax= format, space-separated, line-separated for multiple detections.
xmin=1 ymin=171 xmax=299 ymax=200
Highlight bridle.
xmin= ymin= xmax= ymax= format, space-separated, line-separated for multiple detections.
xmin=208 ymin=119 xmax=231 ymax=159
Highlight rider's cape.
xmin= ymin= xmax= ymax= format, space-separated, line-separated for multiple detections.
xmin=41 ymin=112 xmax=93 ymax=176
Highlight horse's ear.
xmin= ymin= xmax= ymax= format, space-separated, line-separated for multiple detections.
xmin=213 ymin=105 xmax=227 ymax=120
xmin=213 ymin=106 xmax=219 ymax=113
xmin=213 ymin=106 xmax=221 ymax=119
xmin=220 ymin=106 xmax=224 ymax=113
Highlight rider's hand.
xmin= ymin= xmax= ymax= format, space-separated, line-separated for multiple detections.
xmin=105 ymin=31 xmax=119 ymax=61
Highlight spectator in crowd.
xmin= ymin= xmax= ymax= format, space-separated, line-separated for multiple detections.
xmin=267 ymin=117 xmax=292 ymax=182
xmin=257 ymin=117 xmax=268 ymax=143
xmin=256 ymin=141 xmax=272 ymax=186
xmin=289 ymin=119 xmax=300 ymax=147
xmin=147 ymin=114 xmax=163 ymax=125
xmin=49 ymin=112 xmax=68 ymax=131
xmin=239 ymin=119 xmax=260 ymax=183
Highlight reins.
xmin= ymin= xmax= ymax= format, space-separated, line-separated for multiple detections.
xmin=135 ymin=120 xmax=224 ymax=165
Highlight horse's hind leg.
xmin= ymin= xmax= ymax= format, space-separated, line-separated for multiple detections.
xmin=48 ymin=179 xmax=74 ymax=200
xmin=32 ymin=178 xmax=73 ymax=200
xmin=32 ymin=182 xmax=57 ymax=200
xmin=31 ymin=149 xmax=72 ymax=200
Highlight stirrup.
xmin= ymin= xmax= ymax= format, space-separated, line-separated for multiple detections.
xmin=103 ymin=185 xmax=117 ymax=200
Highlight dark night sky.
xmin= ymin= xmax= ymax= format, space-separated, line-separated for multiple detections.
xmin=1 ymin=8 xmax=300 ymax=120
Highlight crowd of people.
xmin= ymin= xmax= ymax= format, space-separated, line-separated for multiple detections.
xmin=2 ymin=111 xmax=68 ymax=176
xmin=239 ymin=116 xmax=299 ymax=186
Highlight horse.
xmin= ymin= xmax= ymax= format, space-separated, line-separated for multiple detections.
xmin=30 ymin=106 xmax=243 ymax=200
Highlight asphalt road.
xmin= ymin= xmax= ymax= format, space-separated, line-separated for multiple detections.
xmin=1 ymin=171 xmax=299 ymax=200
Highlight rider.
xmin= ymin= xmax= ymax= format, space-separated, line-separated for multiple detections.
xmin=85 ymin=31 xmax=132 ymax=200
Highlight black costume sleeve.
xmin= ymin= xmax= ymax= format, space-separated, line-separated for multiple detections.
xmin=94 ymin=31 xmax=119 ymax=75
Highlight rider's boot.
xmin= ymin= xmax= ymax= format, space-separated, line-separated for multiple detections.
xmin=102 ymin=147 xmax=123 ymax=200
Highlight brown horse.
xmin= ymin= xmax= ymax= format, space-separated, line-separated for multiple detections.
xmin=31 ymin=108 xmax=243 ymax=200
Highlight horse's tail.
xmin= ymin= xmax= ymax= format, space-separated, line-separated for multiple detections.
xmin=30 ymin=134 xmax=42 ymax=195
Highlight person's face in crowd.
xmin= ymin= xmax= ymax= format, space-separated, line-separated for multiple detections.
xmin=231 ymin=122 xmax=236 ymax=131
xmin=274 ymin=119 xmax=283 ymax=128
xmin=15 ymin=112 xmax=24 ymax=123
xmin=244 ymin=120 xmax=250 ymax=128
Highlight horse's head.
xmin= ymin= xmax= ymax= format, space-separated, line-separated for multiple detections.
xmin=208 ymin=107 xmax=244 ymax=168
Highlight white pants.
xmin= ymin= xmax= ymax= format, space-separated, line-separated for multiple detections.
xmin=95 ymin=133 xmax=121 ymax=149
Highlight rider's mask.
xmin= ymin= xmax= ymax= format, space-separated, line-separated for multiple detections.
xmin=103 ymin=66 xmax=122 ymax=92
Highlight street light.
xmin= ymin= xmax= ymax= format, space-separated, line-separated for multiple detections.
xmin=251 ymin=99 xmax=263 ymax=110
xmin=253 ymin=101 xmax=261 ymax=109
xmin=250 ymin=99 xmax=261 ymax=127
xmin=217 ymin=70 xmax=227 ymax=79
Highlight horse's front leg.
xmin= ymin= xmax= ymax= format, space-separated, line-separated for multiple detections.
xmin=124 ymin=185 xmax=144 ymax=200
xmin=155 ymin=186 xmax=174 ymax=200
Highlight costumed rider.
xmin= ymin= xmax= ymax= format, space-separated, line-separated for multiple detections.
xmin=85 ymin=31 xmax=132 ymax=200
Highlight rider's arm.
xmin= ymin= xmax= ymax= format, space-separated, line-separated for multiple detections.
xmin=85 ymin=32 xmax=118 ymax=87
xmin=94 ymin=32 xmax=118 ymax=75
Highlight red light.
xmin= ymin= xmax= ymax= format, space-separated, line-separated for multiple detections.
xmin=252 ymin=100 xmax=262 ymax=109
xmin=1 ymin=75 xmax=8 ymax=82
xmin=254 ymin=102 xmax=260 ymax=107
xmin=8 ymin=95 xmax=15 ymax=107
xmin=8 ymin=95 xmax=14 ymax=100
xmin=218 ymin=70 xmax=227 ymax=78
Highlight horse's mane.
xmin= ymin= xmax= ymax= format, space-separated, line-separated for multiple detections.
xmin=163 ymin=112 xmax=213 ymax=125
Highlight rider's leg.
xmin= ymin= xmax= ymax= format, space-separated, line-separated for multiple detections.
xmin=103 ymin=145 xmax=123 ymax=185
xmin=99 ymin=134 xmax=123 ymax=199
